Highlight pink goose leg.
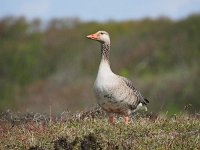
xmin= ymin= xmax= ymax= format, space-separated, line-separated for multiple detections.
xmin=109 ymin=115 xmax=114 ymax=124
xmin=125 ymin=114 xmax=129 ymax=125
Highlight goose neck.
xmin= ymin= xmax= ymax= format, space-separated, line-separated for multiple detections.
xmin=98 ymin=42 xmax=112 ymax=74
xmin=101 ymin=43 xmax=110 ymax=62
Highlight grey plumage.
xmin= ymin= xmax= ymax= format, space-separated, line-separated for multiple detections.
xmin=119 ymin=76 xmax=149 ymax=110
xmin=121 ymin=76 xmax=149 ymax=105
xmin=87 ymin=31 xmax=149 ymax=119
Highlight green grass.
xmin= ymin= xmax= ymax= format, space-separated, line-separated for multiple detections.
xmin=0 ymin=108 xmax=199 ymax=150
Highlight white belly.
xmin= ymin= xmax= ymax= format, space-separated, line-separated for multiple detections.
xmin=94 ymin=73 xmax=129 ymax=114
xmin=93 ymin=60 xmax=132 ymax=114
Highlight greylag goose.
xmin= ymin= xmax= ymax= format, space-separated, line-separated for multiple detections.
xmin=86 ymin=31 xmax=149 ymax=125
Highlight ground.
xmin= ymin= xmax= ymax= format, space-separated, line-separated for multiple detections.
xmin=0 ymin=107 xmax=199 ymax=150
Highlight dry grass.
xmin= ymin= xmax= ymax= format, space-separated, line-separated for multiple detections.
xmin=0 ymin=107 xmax=199 ymax=150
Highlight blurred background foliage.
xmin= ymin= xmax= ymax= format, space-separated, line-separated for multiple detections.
xmin=0 ymin=15 xmax=199 ymax=114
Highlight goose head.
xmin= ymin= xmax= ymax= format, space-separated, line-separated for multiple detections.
xmin=86 ymin=31 xmax=110 ymax=44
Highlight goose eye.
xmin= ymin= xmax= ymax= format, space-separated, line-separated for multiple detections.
xmin=100 ymin=32 xmax=104 ymax=35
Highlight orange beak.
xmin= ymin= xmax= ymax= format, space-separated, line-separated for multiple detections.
xmin=86 ymin=33 xmax=98 ymax=40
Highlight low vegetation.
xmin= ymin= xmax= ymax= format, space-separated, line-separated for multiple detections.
xmin=0 ymin=108 xmax=199 ymax=149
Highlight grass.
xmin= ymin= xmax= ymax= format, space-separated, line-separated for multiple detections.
xmin=0 ymin=107 xmax=199 ymax=150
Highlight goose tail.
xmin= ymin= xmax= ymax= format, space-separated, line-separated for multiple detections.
xmin=133 ymin=103 xmax=148 ymax=113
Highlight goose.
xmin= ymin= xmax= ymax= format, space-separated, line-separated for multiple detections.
xmin=86 ymin=31 xmax=149 ymax=125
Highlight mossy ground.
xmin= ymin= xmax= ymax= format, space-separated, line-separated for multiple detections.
xmin=0 ymin=108 xmax=199 ymax=150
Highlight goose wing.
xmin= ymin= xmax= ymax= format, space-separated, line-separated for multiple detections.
xmin=119 ymin=76 xmax=149 ymax=106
